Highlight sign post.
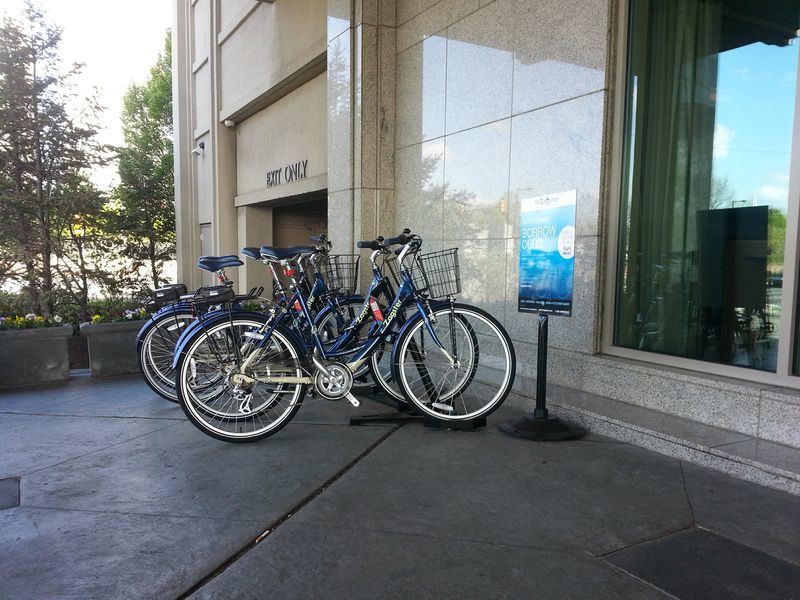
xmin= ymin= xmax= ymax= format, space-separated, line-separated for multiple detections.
xmin=499 ymin=190 xmax=585 ymax=441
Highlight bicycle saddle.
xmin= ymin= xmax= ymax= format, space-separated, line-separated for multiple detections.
xmin=197 ymin=256 xmax=244 ymax=272
xmin=259 ymin=245 xmax=317 ymax=260
xmin=199 ymin=254 xmax=238 ymax=261
xmin=241 ymin=247 xmax=262 ymax=260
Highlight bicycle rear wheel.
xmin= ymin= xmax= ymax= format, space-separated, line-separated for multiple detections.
xmin=177 ymin=317 xmax=306 ymax=442
xmin=393 ymin=303 xmax=515 ymax=422
xmin=138 ymin=309 xmax=196 ymax=402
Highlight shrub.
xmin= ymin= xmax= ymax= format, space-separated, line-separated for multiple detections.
xmin=0 ymin=291 xmax=148 ymax=325
xmin=86 ymin=298 xmax=148 ymax=324
xmin=0 ymin=291 xmax=33 ymax=317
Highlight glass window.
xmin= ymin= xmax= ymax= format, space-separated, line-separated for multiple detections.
xmin=616 ymin=0 xmax=800 ymax=372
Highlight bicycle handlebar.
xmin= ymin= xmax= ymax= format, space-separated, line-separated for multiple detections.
xmin=356 ymin=240 xmax=383 ymax=250
xmin=356 ymin=229 xmax=413 ymax=251
xmin=382 ymin=234 xmax=408 ymax=246
xmin=382 ymin=228 xmax=412 ymax=247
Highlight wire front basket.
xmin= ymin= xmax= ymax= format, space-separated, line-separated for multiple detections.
xmin=412 ymin=248 xmax=461 ymax=299
xmin=321 ymin=254 xmax=360 ymax=294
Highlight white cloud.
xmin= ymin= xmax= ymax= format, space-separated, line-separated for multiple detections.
xmin=756 ymin=185 xmax=788 ymax=201
xmin=713 ymin=123 xmax=735 ymax=158
xmin=422 ymin=139 xmax=447 ymax=160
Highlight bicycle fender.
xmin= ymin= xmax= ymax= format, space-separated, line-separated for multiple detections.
xmin=136 ymin=318 xmax=157 ymax=350
xmin=136 ymin=302 xmax=196 ymax=350
xmin=388 ymin=300 xmax=451 ymax=369
xmin=171 ymin=309 xmax=271 ymax=370
xmin=169 ymin=304 xmax=250 ymax=352
xmin=150 ymin=300 xmax=194 ymax=319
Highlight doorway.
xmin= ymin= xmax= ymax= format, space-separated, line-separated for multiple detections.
xmin=272 ymin=196 xmax=328 ymax=247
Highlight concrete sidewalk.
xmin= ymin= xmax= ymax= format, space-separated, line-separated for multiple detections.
xmin=1 ymin=375 xmax=799 ymax=599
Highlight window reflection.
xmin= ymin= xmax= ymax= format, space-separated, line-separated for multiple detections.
xmin=615 ymin=0 xmax=799 ymax=372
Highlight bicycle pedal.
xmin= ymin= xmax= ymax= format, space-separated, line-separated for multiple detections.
xmin=431 ymin=402 xmax=454 ymax=412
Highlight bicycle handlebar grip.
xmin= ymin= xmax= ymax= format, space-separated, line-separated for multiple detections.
xmin=382 ymin=232 xmax=410 ymax=247
xmin=356 ymin=240 xmax=382 ymax=250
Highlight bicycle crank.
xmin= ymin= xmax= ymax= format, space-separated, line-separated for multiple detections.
xmin=313 ymin=361 xmax=359 ymax=406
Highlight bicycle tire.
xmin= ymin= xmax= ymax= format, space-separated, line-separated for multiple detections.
xmin=367 ymin=304 xmax=421 ymax=404
xmin=176 ymin=316 xmax=306 ymax=442
xmin=369 ymin=301 xmax=462 ymax=404
xmin=392 ymin=303 xmax=515 ymax=422
xmin=137 ymin=308 xmax=197 ymax=402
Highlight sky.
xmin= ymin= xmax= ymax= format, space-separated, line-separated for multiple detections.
xmin=0 ymin=0 xmax=173 ymax=188
xmin=712 ymin=41 xmax=799 ymax=213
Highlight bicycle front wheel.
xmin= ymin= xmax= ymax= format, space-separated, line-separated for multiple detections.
xmin=177 ymin=318 xmax=306 ymax=442
xmin=393 ymin=303 xmax=515 ymax=422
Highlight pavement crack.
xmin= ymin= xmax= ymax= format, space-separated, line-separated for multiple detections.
xmin=18 ymin=421 xmax=183 ymax=478
xmin=287 ymin=521 xmax=579 ymax=557
xmin=175 ymin=422 xmax=404 ymax=600
xmin=0 ymin=410 xmax=185 ymax=421
xmin=594 ymin=524 xmax=696 ymax=559
xmin=18 ymin=504 xmax=259 ymax=523
xmin=679 ymin=461 xmax=697 ymax=526
xmin=602 ymin=561 xmax=682 ymax=599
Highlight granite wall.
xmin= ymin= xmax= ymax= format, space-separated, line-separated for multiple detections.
xmin=327 ymin=0 xmax=800 ymax=449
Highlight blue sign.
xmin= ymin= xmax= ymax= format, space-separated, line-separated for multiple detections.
xmin=518 ymin=190 xmax=576 ymax=316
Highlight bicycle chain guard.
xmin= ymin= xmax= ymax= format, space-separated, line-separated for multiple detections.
xmin=313 ymin=361 xmax=355 ymax=402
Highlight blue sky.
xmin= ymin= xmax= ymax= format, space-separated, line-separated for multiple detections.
xmin=713 ymin=41 xmax=799 ymax=213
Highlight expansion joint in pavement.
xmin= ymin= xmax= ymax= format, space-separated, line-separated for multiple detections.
xmin=594 ymin=523 xmax=696 ymax=559
xmin=678 ymin=461 xmax=697 ymax=526
xmin=175 ymin=422 xmax=405 ymax=599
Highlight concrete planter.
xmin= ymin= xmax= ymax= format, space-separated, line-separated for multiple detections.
xmin=80 ymin=320 xmax=143 ymax=377
xmin=0 ymin=326 xmax=73 ymax=388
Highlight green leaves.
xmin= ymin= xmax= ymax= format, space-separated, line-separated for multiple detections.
xmin=112 ymin=31 xmax=175 ymax=291
xmin=0 ymin=1 xmax=107 ymax=317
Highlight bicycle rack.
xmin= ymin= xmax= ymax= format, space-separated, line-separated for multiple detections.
xmin=348 ymin=393 xmax=487 ymax=430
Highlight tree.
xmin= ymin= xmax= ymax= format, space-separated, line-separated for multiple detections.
xmin=112 ymin=32 xmax=174 ymax=291
xmin=52 ymin=176 xmax=124 ymax=321
xmin=768 ymin=207 xmax=786 ymax=270
xmin=710 ymin=174 xmax=738 ymax=209
xmin=0 ymin=2 xmax=106 ymax=315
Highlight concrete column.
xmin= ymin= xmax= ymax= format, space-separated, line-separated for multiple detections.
xmin=210 ymin=0 xmax=240 ymax=290
xmin=172 ymin=0 xmax=199 ymax=288
xmin=237 ymin=205 xmax=274 ymax=295
xmin=327 ymin=0 xmax=396 ymax=261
